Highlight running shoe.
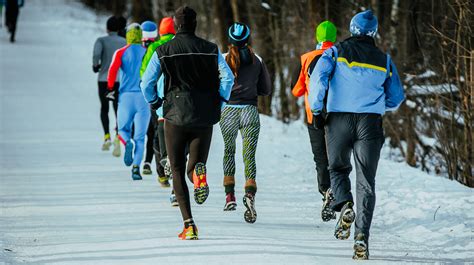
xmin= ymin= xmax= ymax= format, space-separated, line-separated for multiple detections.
xmin=170 ymin=193 xmax=178 ymax=207
xmin=123 ymin=140 xmax=134 ymax=167
xmin=223 ymin=192 xmax=237 ymax=211
xmin=102 ymin=134 xmax=111 ymax=151
xmin=334 ymin=201 xmax=355 ymax=240
xmin=131 ymin=165 xmax=142 ymax=181
xmin=243 ymin=193 xmax=257 ymax=223
xmin=193 ymin=162 xmax=209 ymax=204
xmin=158 ymin=176 xmax=170 ymax=188
xmin=353 ymin=233 xmax=369 ymax=260
xmin=142 ymin=162 xmax=152 ymax=175
xmin=112 ymin=135 xmax=121 ymax=157
xmin=178 ymin=223 xmax=198 ymax=240
xmin=321 ymin=188 xmax=336 ymax=222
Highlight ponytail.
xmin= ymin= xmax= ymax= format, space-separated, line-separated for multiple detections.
xmin=225 ymin=45 xmax=255 ymax=78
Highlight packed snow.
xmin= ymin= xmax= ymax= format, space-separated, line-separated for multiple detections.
xmin=0 ymin=1 xmax=473 ymax=264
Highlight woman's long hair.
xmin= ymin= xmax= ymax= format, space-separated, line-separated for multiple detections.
xmin=225 ymin=45 xmax=255 ymax=77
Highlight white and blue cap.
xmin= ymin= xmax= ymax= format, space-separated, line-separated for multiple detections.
xmin=228 ymin=22 xmax=250 ymax=47
xmin=141 ymin=21 xmax=158 ymax=40
xmin=350 ymin=10 xmax=378 ymax=38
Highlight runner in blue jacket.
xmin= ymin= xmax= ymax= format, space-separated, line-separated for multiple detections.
xmin=309 ymin=10 xmax=404 ymax=260
xmin=108 ymin=23 xmax=149 ymax=181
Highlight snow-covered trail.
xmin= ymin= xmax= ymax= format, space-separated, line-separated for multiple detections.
xmin=0 ymin=1 xmax=472 ymax=264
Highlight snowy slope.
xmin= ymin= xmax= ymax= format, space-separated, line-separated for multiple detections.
xmin=0 ymin=1 xmax=472 ymax=264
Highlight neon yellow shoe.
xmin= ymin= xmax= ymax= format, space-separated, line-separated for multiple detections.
xmin=102 ymin=134 xmax=111 ymax=151
xmin=178 ymin=224 xmax=198 ymax=240
xmin=158 ymin=176 xmax=170 ymax=187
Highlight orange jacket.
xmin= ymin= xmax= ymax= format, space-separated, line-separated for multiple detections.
xmin=292 ymin=43 xmax=333 ymax=124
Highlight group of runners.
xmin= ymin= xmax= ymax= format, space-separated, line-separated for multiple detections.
xmin=92 ymin=5 xmax=404 ymax=260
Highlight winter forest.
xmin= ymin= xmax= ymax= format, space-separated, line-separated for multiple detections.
xmin=80 ymin=0 xmax=473 ymax=187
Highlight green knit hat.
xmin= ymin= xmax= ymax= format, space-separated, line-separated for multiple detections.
xmin=316 ymin=21 xmax=337 ymax=43
xmin=126 ymin=23 xmax=142 ymax=44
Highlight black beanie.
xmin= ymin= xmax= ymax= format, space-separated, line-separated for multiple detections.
xmin=174 ymin=6 xmax=197 ymax=31
xmin=228 ymin=22 xmax=250 ymax=47
xmin=116 ymin=16 xmax=127 ymax=30
xmin=106 ymin=16 xmax=119 ymax=32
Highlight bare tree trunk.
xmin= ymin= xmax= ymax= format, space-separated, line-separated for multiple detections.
xmin=111 ymin=0 xmax=126 ymax=16
xmin=212 ymin=0 xmax=232 ymax=50
xmin=230 ymin=0 xmax=240 ymax=22
xmin=131 ymin=0 xmax=153 ymax=23
xmin=308 ymin=0 xmax=323 ymax=32
xmin=454 ymin=0 xmax=473 ymax=186
xmin=467 ymin=50 xmax=474 ymax=186
xmin=252 ymin=2 xmax=274 ymax=115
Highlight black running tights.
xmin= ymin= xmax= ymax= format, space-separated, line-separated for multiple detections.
xmin=165 ymin=121 xmax=213 ymax=221
xmin=98 ymin=82 xmax=118 ymax=135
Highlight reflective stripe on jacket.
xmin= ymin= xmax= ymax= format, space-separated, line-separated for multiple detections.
xmin=309 ymin=36 xmax=404 ymax=114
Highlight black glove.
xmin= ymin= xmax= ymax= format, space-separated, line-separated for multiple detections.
xmin=105 ymin=89 xmax=116 ymax=101
xmin=312 ymin=114 xmax=325 ymax=130
xmin=93 ymin=64 xmax=101 ymax=73
xmin=150 ymin=98 xmax=163 ymax=110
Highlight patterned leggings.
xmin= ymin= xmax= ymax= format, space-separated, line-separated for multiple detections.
xmin=220 ymin=105 xmax=260 ymax=193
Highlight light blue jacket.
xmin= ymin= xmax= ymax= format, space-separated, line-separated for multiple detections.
xmin=107 ymin=44 xmax=146 ymax=93
xmin=140 ymin=49 xmax=234 ymax=112
xmin=309 ymin=44 xmax=404 ymax=115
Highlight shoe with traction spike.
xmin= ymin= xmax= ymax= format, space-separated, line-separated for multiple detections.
xmin=321 ymin=188 xmax=336 ymax=222
xmin=193 ymin=162 xmax=209 ymax=204
xmin=334 ymin=201 xmax=355 ymax=240
xmin=353 ymin=233 xmax=369 ymax=260
xmin=243 ymin=193 xmax=257 ymax=223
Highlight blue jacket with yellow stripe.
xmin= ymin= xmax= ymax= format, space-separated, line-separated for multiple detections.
xmin=309 ymin=36 xmax=404 ymax=115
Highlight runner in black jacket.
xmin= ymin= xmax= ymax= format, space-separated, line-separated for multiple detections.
xmin=140 ymin=6 xmax=234 ymax=240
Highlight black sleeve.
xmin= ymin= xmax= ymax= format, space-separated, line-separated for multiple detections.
xmin=290 ymin=59 xmax=302 ymax=89
xmin=307 ymin=55 xmax=322 ymax=79
xmin=257 ymin=58 xmax=272 ymax=96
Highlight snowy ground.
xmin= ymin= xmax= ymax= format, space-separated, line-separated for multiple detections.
xmin=0 ymin=1 xmax=473 ymax=264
